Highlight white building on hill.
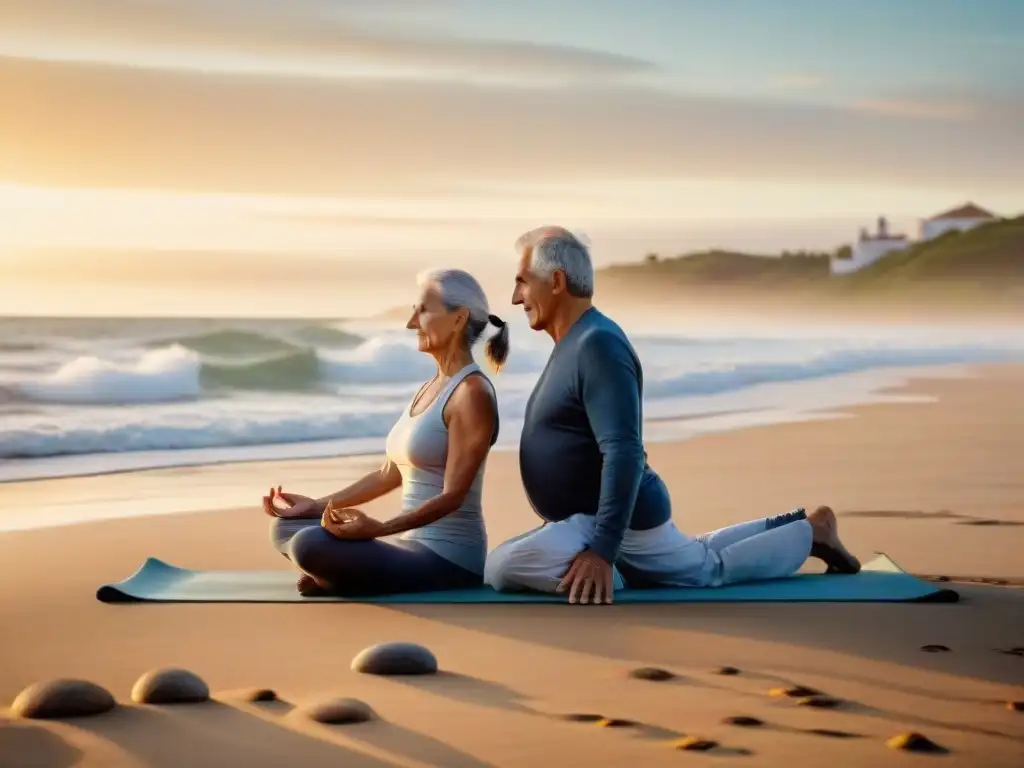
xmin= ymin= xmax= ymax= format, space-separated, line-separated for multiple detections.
xmin=919 ymin=203 xmax=996 ymax=241
xmin=831 ymin=216 xmax=908 ymax=275
xmin=830 ymin=202 xmax=998 ymax=275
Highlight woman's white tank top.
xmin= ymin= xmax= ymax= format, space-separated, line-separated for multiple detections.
xmin=384 ymin=362 xmax=494 ymax=574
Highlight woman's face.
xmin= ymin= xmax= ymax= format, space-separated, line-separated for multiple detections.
xmin=406 ymin=285 xmax=467 ymax=355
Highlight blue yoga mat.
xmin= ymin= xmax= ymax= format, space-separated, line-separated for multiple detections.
xmin=97 ymin=553 xmax=957 ymax=604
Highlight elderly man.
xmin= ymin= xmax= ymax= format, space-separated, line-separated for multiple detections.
xmin=483 ymin=226 xmax=860 ymax=604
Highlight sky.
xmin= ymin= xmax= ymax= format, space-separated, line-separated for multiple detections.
xmin=1 ymin=0 xmax=1022 ymax=316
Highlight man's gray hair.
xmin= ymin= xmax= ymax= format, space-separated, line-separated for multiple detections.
xmin=515 ymin=226 xmax=594 ymax=298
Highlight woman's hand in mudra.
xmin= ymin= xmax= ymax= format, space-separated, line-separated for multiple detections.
xmin=321 ymin=502 xmax=385 ymax=540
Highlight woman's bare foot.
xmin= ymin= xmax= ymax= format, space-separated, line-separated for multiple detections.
xmin=296 ymin=574 xmax=330 ymax=597
xmin=808 ymin=506 xmax=861 ymax=574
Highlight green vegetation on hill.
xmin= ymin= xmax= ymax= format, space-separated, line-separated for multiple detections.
xmin=838 ymin=215 xmax=1024 ymax=287
xmin=601 ymin=248 xmax=833 ymax=285
xmin=601 ymin=216 xmax=1023 ymax=296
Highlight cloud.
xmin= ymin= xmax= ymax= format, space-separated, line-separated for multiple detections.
xmin=1 ymin=55 xmax=1021 ymax=196
xmin=769 ymin=73 xmax=827 ymax=91
xmin=0 ymin=0 xmax=655 ymax=80
xmin=847 ymin=98 xmax=980 ymax=121
xmin=3 ymin=247 xmax=400 ymax=284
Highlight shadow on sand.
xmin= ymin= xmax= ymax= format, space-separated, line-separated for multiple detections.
xmin=0 ymin=721 xmax=83 ymax=768
xmin=65 ymin=699 xmax=494 ymax=768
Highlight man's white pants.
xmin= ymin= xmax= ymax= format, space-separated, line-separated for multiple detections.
xmin=484 ymin=512 xmax=813 ymax=592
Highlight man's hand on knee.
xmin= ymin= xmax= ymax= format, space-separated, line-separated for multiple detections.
xmin=557 ymin=550 xmax=614 ymax=605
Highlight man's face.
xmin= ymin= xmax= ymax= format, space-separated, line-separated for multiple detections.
xmin=512 ymin=249 xmax=557 ymax=331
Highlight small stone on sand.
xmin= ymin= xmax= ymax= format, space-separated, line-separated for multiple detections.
xmin=796 ymin=696 xmax=842 ymax=709
xmin=243 ymin=688 xmax=277 ymax=702
xmin=131 ymin=668 xmax=209 ymax=705
xmin=351 ymin=642 xmax=437 ymax=675
xmin=597 ymin=718 xmax=636 ymax=728
xmin=11 ymin=679 xmax=116 ymax=719
xmin=808 ymin=729 xmax=859 ymax=738
xmin=723 ymin=716 xmax=763 ymax=727
xmin=297 ymin=697 xmax=373 ymax=724
xmin=714 ymin=666 xmax=740 ymax=675
xmin=1007 ymin=701 xmax=1023 ymax=712
xmin=920 ymin=644 xmax=950 ymax=653
xmin=886 ymin=732 xmax=946 ymax=753
xmin=769 ymin=685 xmax=820 ymax=698
xmin=673 ymin=736 xmax=718 ymax=751
xmin=561 ymin=713 xmax=605 ymax=722
xmin=629 ymin=666 xmax=674 ymax=681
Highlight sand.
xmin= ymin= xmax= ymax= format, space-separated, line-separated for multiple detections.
xmin=1 ymin=364 xmax=1023 ymax=767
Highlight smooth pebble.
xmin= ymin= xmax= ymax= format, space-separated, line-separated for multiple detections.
xmin=131 ymin=668 xmax=209 ymax=704
xmin=561 ymin=713 xmax=605 ymax=722
xmin=243 ymin=688 xmax=277 ymax=702
xmin=808 ymin=729 xmax=859 ymax=738
xmin=886 ymin=732 xmax=946 ymax=753
xmin=11 ymin=679 xmax=116 ymax=719
xmin=673 ymin=736 xmax=718 ymax=751
xmin=796 ymin=696 xmax=842 ymax=709
xmin=723 ymin=716 xmax=763 ymax=727
xmin=769 ymin=685 xmax=820 ymax=698
xmin=351 ymin=642 xmax=437 ymax=675
xmin=628 ymin=666 xmax=674 ymax=681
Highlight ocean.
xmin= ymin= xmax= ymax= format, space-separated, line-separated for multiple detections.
xmin=2 ymin=314 xmax=1024 ymax=484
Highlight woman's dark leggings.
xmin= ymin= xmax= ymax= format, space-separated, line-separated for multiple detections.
xmin=269 ymin=517 xmax=482 ymax=596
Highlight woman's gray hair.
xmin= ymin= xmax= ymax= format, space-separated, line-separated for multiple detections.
xmin=514 ymin=226 xmax=594 ymax=298
xmin=416 ymin=267 xmax=510 ymax=371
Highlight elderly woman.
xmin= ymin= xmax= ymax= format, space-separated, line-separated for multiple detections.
xmin=263 ymin=268 xmax=509 ymax=597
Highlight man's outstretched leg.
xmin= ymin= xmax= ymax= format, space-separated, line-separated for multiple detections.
xmin=485 ymin=516 xmax=626 ymax=594
xmin=709 ymin=505 xmax=859 ymax=586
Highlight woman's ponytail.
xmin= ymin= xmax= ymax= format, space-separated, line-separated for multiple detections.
xmin=485 ymin=314 xmax=510 ymax=372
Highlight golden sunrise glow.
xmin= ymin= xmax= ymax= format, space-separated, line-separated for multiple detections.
xmin=1 ymin=1 xmax=1021 ymax=315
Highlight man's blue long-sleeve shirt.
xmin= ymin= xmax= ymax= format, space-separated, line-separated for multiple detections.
xmin=518 ymin=307 xmax=671 ymax=563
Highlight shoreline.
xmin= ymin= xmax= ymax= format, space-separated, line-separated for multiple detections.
xmin=0 ymin=362 xmax=975 ymax=536
xmin=0 ymin=361 xmax=975 ymax=489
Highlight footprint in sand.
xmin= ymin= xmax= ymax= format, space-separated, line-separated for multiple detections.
xmin=295 ymin=697 xmax=374 ymax=724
